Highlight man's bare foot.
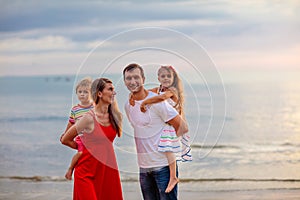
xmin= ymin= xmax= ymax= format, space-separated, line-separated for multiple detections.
xmin=65 ymin=169 xmax=73 ymax=180
xmin=165 ymin=177 xmax=179 ymax=193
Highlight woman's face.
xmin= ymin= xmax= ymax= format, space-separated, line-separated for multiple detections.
xmin=158 ymin=68 xmax=174 ymax=88
xmin=99 ymin=83 xmax=116 ymax=104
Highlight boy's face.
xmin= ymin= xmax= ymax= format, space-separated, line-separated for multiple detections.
xmin=76 ymin=86 xmax=91 ymax=104
xmin=124 ymin=68 xmax=144 ymax=93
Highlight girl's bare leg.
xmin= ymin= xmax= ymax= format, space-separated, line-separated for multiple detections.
xmin=165 ymin=152 xmax=179 ymax=193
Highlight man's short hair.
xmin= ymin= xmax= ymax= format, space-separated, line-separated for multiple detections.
xmin=123 ymin=63 xmax=145 ymax=79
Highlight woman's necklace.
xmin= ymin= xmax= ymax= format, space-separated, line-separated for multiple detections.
xmin=95 ymin=111 xmax=110 ymax=126
xmin=159 ymin=85 xmax=168 ymax=93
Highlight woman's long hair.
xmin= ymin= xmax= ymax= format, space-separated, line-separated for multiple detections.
xmin=91 ymin=78 xmax=122 ymax=137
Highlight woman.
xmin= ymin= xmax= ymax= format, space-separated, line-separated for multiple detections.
xmin=61 ymin=78 xmax=123 ymax=200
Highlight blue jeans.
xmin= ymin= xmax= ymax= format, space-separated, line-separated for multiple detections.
xmin=139 ymin=165 xmax=178 ymax=200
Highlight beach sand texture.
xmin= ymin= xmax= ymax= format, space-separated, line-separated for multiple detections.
xmin=0 ymin=178 xmax=299 ymax=200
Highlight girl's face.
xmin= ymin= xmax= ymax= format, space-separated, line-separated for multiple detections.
xmin=76 ymin=86 xmax=91 ymax=105
xmin=158 ymin=68 xmax=174 ymax=88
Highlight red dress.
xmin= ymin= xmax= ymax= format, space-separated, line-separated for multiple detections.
xmin=73 ymin=111 xmax=123 ymax=200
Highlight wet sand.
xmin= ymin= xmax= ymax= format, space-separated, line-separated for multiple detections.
xmin=0 ymin=178 xmax=299 ymax=200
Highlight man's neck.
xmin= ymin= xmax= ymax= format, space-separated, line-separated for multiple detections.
xmin=132 ymin=88 xmax=148 ymax=101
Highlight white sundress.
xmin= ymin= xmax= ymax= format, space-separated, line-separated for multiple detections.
xmin=157 ymin=93 xmax=192 ymax=162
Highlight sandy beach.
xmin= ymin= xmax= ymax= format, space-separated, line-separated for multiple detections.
xmin=1 ymin=178 xmax=299 ymax=200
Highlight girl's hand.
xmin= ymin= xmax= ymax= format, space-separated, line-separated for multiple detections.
xmin=140 ymin=102 xmax=147 ymax=112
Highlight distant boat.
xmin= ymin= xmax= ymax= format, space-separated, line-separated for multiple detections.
xmin=44 ymin=76 xmax=72 ymax=82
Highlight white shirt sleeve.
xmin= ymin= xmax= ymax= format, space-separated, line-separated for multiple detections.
xmin=152 ymin=100 xmax=178 ymax=123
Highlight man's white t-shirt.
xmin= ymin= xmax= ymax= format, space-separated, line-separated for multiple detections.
xmin=125 ymin=91 xmax=178 ymax=168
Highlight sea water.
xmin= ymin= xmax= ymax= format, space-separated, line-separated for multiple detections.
xmin=0 ymin=72 xmax=300 ymax=193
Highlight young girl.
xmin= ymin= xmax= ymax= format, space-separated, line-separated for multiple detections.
xmin=63 ymin=77 xmax=93 ymax=180
xmin=130 ymin=65 xmax=192 ymax=193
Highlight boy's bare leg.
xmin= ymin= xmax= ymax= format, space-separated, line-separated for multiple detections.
xmin=65 ymin=167 xmax=73 ymax=180
xmin=65 ymin=151 xmax=82 ymax=180
xmin=165 ymin=152 xmax=179 ymax=193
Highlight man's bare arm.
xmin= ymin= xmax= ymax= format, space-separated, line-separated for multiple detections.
xmin=167 ymin=115 xmax=188 ymax=137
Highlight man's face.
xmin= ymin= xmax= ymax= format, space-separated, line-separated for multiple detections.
xmin=124 ymin=68 xmax=144 ymax=93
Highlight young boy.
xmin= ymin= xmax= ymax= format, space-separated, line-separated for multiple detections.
xmin=64 ymin=77 xmax=93 ymax=180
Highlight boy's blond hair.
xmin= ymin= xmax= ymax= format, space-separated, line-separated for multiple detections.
xmin=75 ymin=77 xmax=93 ymax=93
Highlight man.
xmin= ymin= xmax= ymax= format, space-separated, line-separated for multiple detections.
xmin=123 ymin=63 xmax=188 ymax=200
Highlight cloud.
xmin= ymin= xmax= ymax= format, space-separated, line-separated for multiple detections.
xmin=0 ymin=51 xmax=86 ymax=76
xmin=0 ymin=0 xmax=300 ymax=76
xmin=0 ymin=36 xmax=77 ymax=53
xmin=0 ymin=0 xmax=230 ymax=33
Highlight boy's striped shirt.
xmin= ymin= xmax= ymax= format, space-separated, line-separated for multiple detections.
xmin=69 ymin=104 xmax=93 ymax=124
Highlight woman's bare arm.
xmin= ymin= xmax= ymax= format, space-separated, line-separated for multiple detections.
xmin=64 ymin=121 xmax=73 ymax=133
xmin=61 ymin=125 xmax=78 ymax=149
xmin=167 ymin=115 xmax=188 ymax=137
xmin=61 ymin=114 xmax=94 ymax=149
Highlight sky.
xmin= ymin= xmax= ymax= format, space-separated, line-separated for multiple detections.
xmin=0 ymin=0 xmax=299 ymax=77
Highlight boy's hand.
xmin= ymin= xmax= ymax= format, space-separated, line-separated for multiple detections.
xmin=129 ymin=93 xmax=135 ymax=106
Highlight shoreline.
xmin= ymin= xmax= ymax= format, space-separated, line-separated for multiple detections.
xmin=1 ymin=178 xmax=300 ymax=200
